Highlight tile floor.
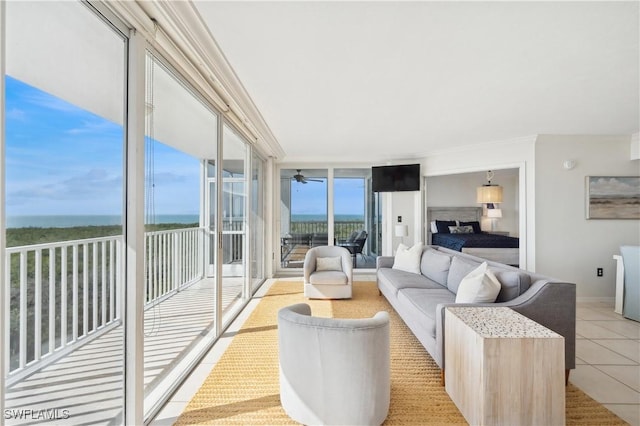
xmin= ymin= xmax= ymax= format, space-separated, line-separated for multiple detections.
xmin=572 ymin=300 xmax=639 ymax=425
xmin=151 ymin=285 xmax=640 ymax=426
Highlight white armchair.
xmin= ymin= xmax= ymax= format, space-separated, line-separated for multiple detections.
xmin=304 ymin=246 xmax=353 ymax=299
xmin=278 ymin=303 xmax=391 ymax=426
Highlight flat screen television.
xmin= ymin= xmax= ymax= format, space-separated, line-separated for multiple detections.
xmin=372 ymin=164 xmax=420 ymax=192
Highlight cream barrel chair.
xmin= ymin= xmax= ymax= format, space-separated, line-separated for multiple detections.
xmin=278 ymin=303 xmax=391 ymax=426
xmin=303 ymin=246 xmax=353 ymax=299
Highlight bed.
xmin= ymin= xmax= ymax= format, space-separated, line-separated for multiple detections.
xmin=426 ymin=206 xmax=519 ymax=266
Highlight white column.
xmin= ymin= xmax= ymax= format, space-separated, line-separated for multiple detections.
xmin=265 ymin=157 xmax=275 ymax=277
xmin=327 ymin=168 xmax=334 ymax=245
xmin=125 ymin=29 xmax=146 ymax=426
xmin=0 ymin=2 xmax=6 ymax=423
xmin=215 ymin=120 xmax=223 ymax=336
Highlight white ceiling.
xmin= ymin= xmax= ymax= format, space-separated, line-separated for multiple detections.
xmin=194 ymin=1 xmax=639 ymax=163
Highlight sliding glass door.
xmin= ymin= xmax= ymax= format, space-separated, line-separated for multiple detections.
xmin=280 ymin=169 xmax=328 ymax=268
xmin=143 ymin=53 xmax=218 ymax=417
xmin=4 ymin=1 xmax=127 ymax=423
xmin=2 ymin=3 xmax=268 ymax=422
xmin=250 ymin=151 xmax=265 ymax=293
xmin=221 ymin=124 xmax=247 ymax=317
xmin=334 ymin=168 xmax=381 ymax=269
xmin=278 ymin=167 xmax=382 ymax=271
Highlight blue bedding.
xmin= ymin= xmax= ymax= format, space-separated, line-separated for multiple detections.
xmin=431 ymin=232 xmax=519 ymax=252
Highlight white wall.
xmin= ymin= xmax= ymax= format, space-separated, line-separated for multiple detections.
xmin=386 ymin=191 xmax=421 ymax=255
xmin=426 ymin=169 xmax=519 ymax=235
xmin=535 ymin=135 xmax=640 ymax=299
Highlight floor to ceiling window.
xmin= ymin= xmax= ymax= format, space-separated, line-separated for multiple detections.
xmin=278 ymin=167 xmax=381 ymax=270
xmin=250 ymin=151 xmax=265 ymax=293
xmin=220 ymin=124 xmax=247 ymax=320
xmin=334 ymin=168 xmax=381 ymax=269
xmin=4 ymin=1 xmax=126 ymax=423
xmin=143 ymin=53 xmax=218 ymax=417
xmin=280 ymin=169 xmax=328 ymax=268
xmin=2 ymin=2 xmax=269 ymax=423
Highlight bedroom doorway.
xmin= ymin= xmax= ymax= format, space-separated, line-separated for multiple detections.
xmin=424 ymin=168 xmax=524 ymax=268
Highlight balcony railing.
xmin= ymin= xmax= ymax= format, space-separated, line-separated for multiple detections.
xmin=145 ymin=227 xmax=204 ymax=306
xmin=287 ymin=221 xmax=365 ymax=241
xmin=5 ymin=236 xmax=123 ymax=385
xmin=5 ymin=227 xmax=206 ymax=385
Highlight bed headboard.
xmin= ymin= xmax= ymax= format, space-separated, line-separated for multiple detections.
xmin=426 ymin=206 xmax=482 ymax=244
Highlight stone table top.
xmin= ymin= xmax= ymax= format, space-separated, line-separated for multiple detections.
xmin=446 ymin=306 xmax=563 ymax=339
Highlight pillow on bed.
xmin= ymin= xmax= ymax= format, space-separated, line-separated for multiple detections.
xmin=435 ymin=220 xmax=457 ymax=233
xmin=448 ymin=225 xmax=474 ymax=234
xmin=430 ymin=221 xmax=438 ymax=233
xmin=459 ymin=221 xmax=482 ymax=233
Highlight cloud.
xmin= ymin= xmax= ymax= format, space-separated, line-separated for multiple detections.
xmin=590 ymin=177 xmax=640 ymax=197
xmin=6 ymin=107 xmax=27 ymax=121
xmin=7 ymin=168 xmax=123 ymax=207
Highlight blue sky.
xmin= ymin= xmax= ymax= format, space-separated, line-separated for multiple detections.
xmin=6 ymin=75 xmax=366 ymax=219
xmin=290 ymin=178 xmax=365 ymax=217
xmin=5 ymin=76 xmax=200 ymax=217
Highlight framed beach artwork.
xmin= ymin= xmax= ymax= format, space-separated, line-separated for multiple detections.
xmin=586 ymin=176 xmax=640 ymax=219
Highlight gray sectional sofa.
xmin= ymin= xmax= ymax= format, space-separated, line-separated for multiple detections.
xmin=377 ymin=245 xmax=576 ymax=379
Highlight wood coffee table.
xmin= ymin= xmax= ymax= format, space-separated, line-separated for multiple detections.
xmin=445 ymin=306 xmax=565 ymax=426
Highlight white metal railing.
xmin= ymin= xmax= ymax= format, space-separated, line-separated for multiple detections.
xmin=5 ymin=226 xmax=205 ymax=383
xmin=144 ymin=227 xmax=204 ymax=307
xmin=5 ymin=235 xmax=123 ymax=382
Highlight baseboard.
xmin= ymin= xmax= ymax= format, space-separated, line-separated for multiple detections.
xmin=576 ymin=296 xmax=615 ymax=304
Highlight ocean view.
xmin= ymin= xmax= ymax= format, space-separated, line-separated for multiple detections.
xmin=7 ymin=214 xmax=199 ymax=229
xmin=7 ymin=214 xmax=365 ymax=228
xmin=291 ymin=214 xmax=364 ymax=222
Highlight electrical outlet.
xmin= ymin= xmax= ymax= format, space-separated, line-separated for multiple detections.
xmin=597 ymin=268 xmax=603 ymax=277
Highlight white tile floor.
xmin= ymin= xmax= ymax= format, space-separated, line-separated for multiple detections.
xmin=572 ymin=300 xmax=640 ymax=425
xmin=151 ymin=288 xmax=640 ymax=426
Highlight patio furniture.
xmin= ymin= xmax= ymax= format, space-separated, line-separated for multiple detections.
xmin=303 ymin=246 xmax=353 ymax=299
xmin=278 ymin=303 xmax=391 ymax=425
xmin=339 ymin=230 xmax=368 ymax=267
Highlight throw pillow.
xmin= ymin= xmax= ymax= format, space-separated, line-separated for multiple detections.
xmin=316 ymin=256 xmax=342 ymax=271
xmin=435 ymin=220 xmax=457 ymax=233
xmin=448 ymin=225 xmax=474 ymax=234
xmin=459 ymin=220 xmax=482 ymax=234
xmin=455 ymin=262 xmax=501 ymax=303
xmin=392 ymin=242 xmax=424 ymax=274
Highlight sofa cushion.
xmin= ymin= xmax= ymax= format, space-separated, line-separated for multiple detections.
xmin=378 ymin=268 xmax=444 ymax=295
xmin=447 ymin=256 xmax=481 ymax=294
xmin=420 ymin=249 xmax=452 ymax=287
xmin=309 ymin=271 xmax=347 ymax=285
xmin=492 ymin=269 xmax=532 ymax=302
xmin=455 ymin=262 xmax=501 ymax=303
xmin=397 ymin=288 xmax=456 ymax=338
xmin=392 ymin=242 xmax=423 ymax=274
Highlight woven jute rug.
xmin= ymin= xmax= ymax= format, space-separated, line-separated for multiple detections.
xmin=175 ymin=281 xmax=627 ymax=425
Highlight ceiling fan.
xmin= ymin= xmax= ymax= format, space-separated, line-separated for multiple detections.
xmin=291 ymin=169 xmax=323 ymax=184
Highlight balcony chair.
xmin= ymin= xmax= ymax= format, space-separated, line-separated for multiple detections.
xmin=336 ymin=230 xmax=367 ymax=267
xmin=303 ymin=246 xmax=353 ymax=299
xmin=278 ymin=303 xmax=391 ymax=426
xmin=353 ymin=230 xmax=368 ymax=261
